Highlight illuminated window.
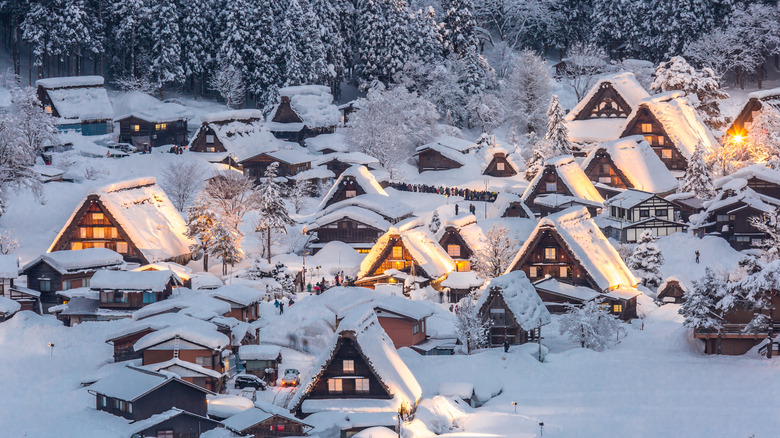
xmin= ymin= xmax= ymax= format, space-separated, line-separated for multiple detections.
xmin=117 ymin=242 xmax=128 ymax=253
xmin=559 ymin=266 xmax=568 ymax=277
xmin=529 ymin=266 xmax=538 ymax=278
xmin=657 ymin=136 xmax=664 ymax=145
xmin=71 ymin=242 xmax=83 ymax=250
xmin=545 ymin=182 xmax=557 ymax=192
xmin=392 ymin=246 xmax=403 ymax=259
xmin=79 ymin=227 xmax=88 ymax=239
xmin=613 ymin=304 xmax=623 ymax=313
xmin=644 ymin=136 xmax=654 ymax=144
xmin=661 ymin=149 xmax=672 ymax=159
xmin=206 ymin=146 xmax=215 ymax=152
xmin=155 ymin=123 xmax=168 ymax=131
xmin=328 ymin=379 xmax=343 ymax=393
xmin=544 ymin=248 xmax=556 ymax=260
xmin=92 ymin=212 xmax=104 ymax=222
xmin=343 ymin=360 xmax=354 ymax=373
xmin=45 ymin=105 xmax=52 ymax=114
xmin=447 ymin=245 xmax=461 ymax=257
xmin=93 ymin=227 xmax=105 ymax=239
xmin=641 ymin=123 xmax=652 ymax=133
xmin=132 ymin=124 xmax=140 ymax=132
xmin=206 ymin=134 xmax=215 ymax=144
xmin=598 ymin=176 xmax=612 ymax=184
xmin=496 ymin=162 xmax=505 ymax=171
xmin=346 ymin=190 xmax=357 ymax=198
xmin=355 ymin=378 xmax=369 ymax=393
xmin=93 ymin=242 xmax=106 ymax=248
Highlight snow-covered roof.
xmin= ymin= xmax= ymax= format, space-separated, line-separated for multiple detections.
xmin=372 ymin=294 xmax=434 ymax=321
xmin=318 ymin=166 xmax=388 ymax=210
xmin=581 ymin=136 xmax=679 ymax=194
xmin=308 ymin=206 xmax=392 ymax=232
xmin=0 ymin=255 xmax=19 ymax=279
xmin=88 ymin=365 xmax=210 ymax=401
xmin=134 ymin=261 xmax=192 ymax=281
xmin=126 ymin=409 xmax=216 ymax=436
xmin=627 ymin=91 xmax=716 ymax=159
xmin=195 ymin=116 xmax=284 ymax=162
xmin=359 ymin=226 xmax=455 ymax=280
xmin=507 ymin=207 xmax=639 ymax=291
xmin=414 ymin=142 xmax=468 ymax=166
xmin=0 ymin=295 xmax=21 ymax=315
xmin=222 ymin=404 xmax=308 ymax=433
xmin=306 ymin=132 xmax=348 ymax=153
xmin=417 ymin=135 xmax=478 ymax=153
xmin=440 ymin=271 xmax=484 ymax=289
xmin=316 ymin=151 xmax=380 ymax=167
xmin=44 ymin=84 xmax=114 ymax=122
xmin=287 ymin=166 xmax=335 ymax=181
xmin=143 ymin=357 xmax=223 ymax=379
xmin=134 ymin=324 xmax=229 ymax=351
xmin=567 ymin=72 xmax=650 ymax=121
xmin=604 ymin=189 xmax=656 ymax=209
xmin=487 ymin=192 xmax=533 ymax=219
xmin=566 ymin=118 xmax=628 ymax=144
xmin=113 ymin=91 xmax=192 ymax=123
xmin=272 ymin=85 xmax=340 ymax=128
xmin=522 ymin=156 xmax=604 ymax=204
xmin=289 ymin=309 xmax=422 ymax=414
xmin=533 ymin=277 xmax=601 ymax=302
xmin=132 ymin=292 xmax=232 ymax=320
xmin=238 ymin=344 xmax=281 ymax=361
xmin=318 ymin=194 xmax=413 ymax=223
xmin=209 ymin=285 xmax=264 ymax=307
xmin=714 ymin=164 xmax=780 ymax=189
xmin=106 ymin=312 xmax=218 ymax=342
xmin=23 ymin=248 xmax=124 ymax=275
xmin=477 ymin=271 xmax=551 ymax=329
xmin=90 ymin=269 xmax=180 ymax=292
xmin=200 ymin=109 xmax=264 ymax=124
xmin=692 ymin=178 xmax=779 ymax=227
xmin=36 ymin=76 xmax=105 ymax=89
xmin=261 ymin=147 xmax=313 ymax=165
xmin=49 ymin=177 xmax=196 ymax=263
xmin=748 ymin=87 xmax=780 ymax=101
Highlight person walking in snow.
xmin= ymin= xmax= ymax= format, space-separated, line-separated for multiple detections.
xmin=455 ymin=204 xmax=459 ymax=215
xmin=695 ymin=250 xmax=700 ymax=264
xmin=274 ymin=299 xmax=279 ymax=308
xmin=279 ymin=302 xmax=284 ymax=315
xmin=503 ymin=340 xmax=510 ymax=353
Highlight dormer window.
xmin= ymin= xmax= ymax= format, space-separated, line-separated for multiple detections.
xmin=641 ymin=123 xmax=652 ymax=133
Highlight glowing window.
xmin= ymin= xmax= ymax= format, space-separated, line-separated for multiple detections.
xmin=447 ymin=245 xmax=461 ymax=257
xmin=641 ymin=123 xmax=652 ymax=133
xmin=206 ymin=146 xmax=215 ymax=152
xmin=346 ymin=190 xmax=357 ymax=198
xmin=92 ymin=212 xmax=104 ymax=222
xmin=93 ymin=227 xmax=105 ymax=239
xmin=599 ymin=176 xmax=612 ymax=184
xmin=71 ymin=242 xmax=83 ymax=250
xmin=78 ymin=227 xmax=88 ymax=239
xmin=544 ymin=248 xmax=556 ymax=260
xmin=392 ymin=246 xmax=403 ymax=259
xmin=132 ymin=125 xmax=140 ymax=132
xmin=155 ymin=123 xmax=168 ymax=131
xmin=613 ymin=304 xmax=623 ymax=313
xmin=661 ymin=149 xmax=673 ymax=159
xmin=559 ymin=266 xmax=568 ymax=277
xmin=343 ymin=360 xmax=354 ymax=373
xmin=497 ymin=162 xmax=505 ymax=171
xmin=529 ymin=266 xmax=539 ymax=278
xmin=355 ymin=378 xmax=370 ymax=393
xmin=328 ymin=379 xmax=343 ymax=393
xmin=644 ymin=135 xmax=654 ymax=144
xmin=657 ymin=136 xmax=664 ymax=145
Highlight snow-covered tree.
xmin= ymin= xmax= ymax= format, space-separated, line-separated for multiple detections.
xmin=651 ymin=56 xmax=729 ymax=129
xmin=160 ymin=161 xmax=204 ymax=212
xmin=148 ymin=0 xmax=184 ymax=98
xmin=627 ymin=230 xmax=664 ymax=289
xmin=504 ymin=50 xmax=552 ymax=135
xmin=748 ymin=208 xmax=780 ymax=263
xmin=440 ymin=0 xmax=479 ymax=58
xmin=287 ymin=179 xmax=313 ymax=214
xmin=454 ymin=298 xmax=490 ymax=354
xmin=680 ymin=267 xmax=730 ymax=353
xmin=0 ymin=230 xmax=19 ymax=254
xmin=731 ymin=261 xmax=780 ymax=336
xmin=470 ymin=223 xmax=518 ymax=278
xmin=109 ymin=0 xmax=148 ymax=79
xmin=255 ymin=162 xmax=295 ymax=263
xmin=428 ymin=210 xmax=441 ymax=233
xmin=467 ymin=91 xmax=504 ymax=133
xmin=743 ymin=108 xmax=780 ymax=168
xmin=209 ymin=62 xmax=245 ymax=109
xmin=210 ymin=223 xmax=244 ymax=275
xmin=559 ymin=301 xmax=624 ymax=351
xmin=679 ymin=143 xmax=715 ymax=199
xmin=545 ymin=95 xmax=572 ymax=156
xmin=203 ymin=170 xmax=256 ymax=231
xmin=186 ymin=195 xmax=218 ymax=271
xmin=179 ymin=0 xmax=213 ymax=95
xmin=346 ymin=85 xmax=439 ymax=180
xmin=562 ymin=42 xmax=607 ymax=101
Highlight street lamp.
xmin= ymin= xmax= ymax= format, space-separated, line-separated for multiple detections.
xmin=48 ymin=342 xmax=54 ymax=357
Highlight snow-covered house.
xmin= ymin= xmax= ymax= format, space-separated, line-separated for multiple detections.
xmin=267 ymin=85 xmax=340 ymax=144
xmin=714 ymin=164 xmax=780 ymax=201
xmin=238 ymin=345 xmax=282 ymax=382
xmin=35 ymin=75 xmax=114 ymax=135
xmin=657 ymin=277 xmax=688 ymax=304
xmin=92 ymin=269 xmax=182 ymax=310
xmin=690 ymin=178 xmax=780 ymax=250
xmin=306 ymin=206 xmax=391 ymax=254
xmin=189 ymin=109 xmax=282 ymax=167
xmin=435 ymin=215 xmax=484 ymax=272
xmin=124 ymin=408 xmax=222 ymax=438
xmin=132 ymin=293 xmax=232 ymax=321
xmin=482 ymin=146 xmax=520 ymax=177
xmin=316 ymin=151 xmax=380 ymax=178
xmin=565 ymin=72 xmax=650 ymax=144
xmin=506 ymin=207 xmax=640 ymax=319
xmin=0 ymin=255 xmax=40 ymax=314
xmin=619 ymin=91 xmax=716 ymax=172
xmin=486 ymin=192 xmax=534 ymax=219
xmin=116 ymin=111 xmax=188 ymax=149
xmin=306 ymin=131 xmax=348 ymax=154
xmin=370 ymin=295 xmax=434 ymax=348
xmin=20 ymin=248 xmax=124 ymax=310
xmin=476 ymin=271 xmax=551 ymax=347
xmin=318 ymin=194 xmax=413 ymax=225
xmin=414 ymin=135 xmax=477 ymax=172
xmin=356 ymin=223 xmax=455 ymax=290
xmin=440 ymin=271 xmax=484 ymax=304
xmin=239 ymin=148 xmax=313 ymax=181
xmin=48 ymin=178 xmax=197 ymax=265
xmin=318 ymin=165 xmax=388 ymax=210
xmin=521 ymin=155 xmax=604 ymax=217
xmin=87 ymin=365 xmax=213 ymax=422
xmin=288 ymin=309 xmax=422 ymax=419
xmin=208 ymin=284 xmax=264 ymax=322
xmin=595 ymin=189 xmax=687 ymax=243
xmin=726 ymin=87 xmax=780 ymax=138
xmin=221 ymin=403 xmax=312 ymax=437
xmin=580 ymin=136 xmax=679 ymax=197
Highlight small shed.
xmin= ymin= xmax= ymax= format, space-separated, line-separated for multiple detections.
xmin=36 ymin=75 xmax=114 ymax=135
xmin=239 ymin=345 xmax=282 ymax=383
xmin=657 ymin=277 xmax=687 ymax=304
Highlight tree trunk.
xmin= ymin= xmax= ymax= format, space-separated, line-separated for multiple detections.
xmin=266 ymin=228 xmax=272 ymax=263
xmin=203 ymin=251 xmax=209 ymax=271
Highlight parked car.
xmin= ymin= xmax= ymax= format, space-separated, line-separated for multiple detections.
xmin=235 ymin=374 xmax=267 ymax=390
xmin=281 ymin=369 xmax=300 ymax=387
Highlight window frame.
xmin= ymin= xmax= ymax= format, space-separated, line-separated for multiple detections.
xmin=342 ymin=359 xmax=355 ymax=373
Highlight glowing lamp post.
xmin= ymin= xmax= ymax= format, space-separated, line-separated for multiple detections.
xmin=48 ymin=342 xmax=54 ymax=357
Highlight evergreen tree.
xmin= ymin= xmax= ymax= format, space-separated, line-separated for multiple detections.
xmin=210 ymin=223 xmax=244 ymax=276
xmin=559 ymin=301 xmax=624 ymax=351
xmin=679 ymin=143 xmax=715 ymax=199
xmin=748 ymin=208 xmax=780 ymax=263
xmin=680 ymin=267 xmax=730 ymax=353
xmin=250 ymin=0 xmax=281 ymax=108
xmin=217 ymin=0 xmax=255 ymax=96
xmin=409 ymin=7 xmax=441 ymax=65
xmin=381 ymin=0 xmax=412 ymax=83
xmin=627 ymin=230 xmax=664 ymax=289
xmin=300 ymin=3 xmax=329 ymax=85
xmin=731 ymin=260 xmax=780 ymax=336
xmin=276 ymin=0 xmax=307 ymax=86
xmin=429 ymin=210 xmax=441 ymax=233
xmin=148 ymin=0 xmax=184 ymax=98
xmin=179 ymin=0 xmax=213 ymax=95
xmin=109 ymin=0 xmax=148 ymax=79
xmin=504 ymin=49 xmax=552 ymax=136
xmin=355 ymin=0 xmax=387 ymax=88
xmin=440 ymin=0 xmax=478 ymax=58
xmin=255 ymin=162 xmax=295 ymax=263
xmin=310 ymin=0 xmax=346 ymax=91
xmin=545 ymin=95 xmax=572 ymax=157
xmin=186 ymin=195 xmax=217 ymax=271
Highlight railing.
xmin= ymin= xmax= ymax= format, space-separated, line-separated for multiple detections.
xmin=695 ymin=323 xmax=780 ymax=336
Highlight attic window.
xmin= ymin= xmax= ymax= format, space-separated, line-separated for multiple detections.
xmin=157 ymin=431 xmax=174 ymax=438
xmin=206 ymin=134 xmax=214 ymax=144
xmin=661 ymin=149 xmax=672 ymax=160
xmin=392 ymin=246 xmax=403 ymax=259
xmin=497 ymin=162 xmax=505 ymax=171
xmin=342 ymin=359 xmax=354 ymax=373
xmin=644 ymin=136 xmax=654 ymax=145
xmin=328 ymin=378 xmax=343 ymax=393
xmin=131 ymin=125 xmax=140 ymax=132
xmin=545 ymin=182 xmax=557 ymax=192
xmin=599 ymin=176 xmax=612 ymax=184
xmin=447 ymin=245 xmax=461 ymax=257
xmin=544 ymin=248 xmax=556 ymax=260
xmin=92 ymin=212 xmax=104 ymax=222
xmin=155 ymin=123 xmax=167 ymax=131
xmin=657 ymin=136 xmax=664 ymax=145
xmin=559 ymin=266 xmax=569 ymax=278
xmin=641 ymin=123 xmax=652 ymax=133
xmin=356 ymin=378 xmax=370 ymax=393
xmin=529 ymin=266 xmax=539 ymax=278
xmin=346 ymin=190 xmax=357 ymax=198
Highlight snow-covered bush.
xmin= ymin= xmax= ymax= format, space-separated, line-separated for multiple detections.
xmin=562 ymin=42 xmax=607 ymax=101
xmin=429 ymin=210 xmax=441 ymax=234
xmin=559 ymin=301 xmax=625 ymax=351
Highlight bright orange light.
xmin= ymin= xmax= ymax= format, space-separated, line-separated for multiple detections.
xmin=732 ymin=134 xmax=744 ymax=144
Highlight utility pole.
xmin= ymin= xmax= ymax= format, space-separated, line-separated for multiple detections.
xmin=484 ymin=178 xmax=489 ymax=219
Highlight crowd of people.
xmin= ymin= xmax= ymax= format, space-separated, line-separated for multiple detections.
xmin=389 ymin=183 xmax=498 ymax=202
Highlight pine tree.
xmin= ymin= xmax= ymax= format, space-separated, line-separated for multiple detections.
xmin=355 ymin=0 xmax=386 ymax=88
xmin=627 ymin=230 xmax=664 ymax=289
xmin=210 ymin=223 xmax=244 ymax=276
xmin=186 ymin=195 xmax=218 ymax=271
xmin=748 ymin=208 xmax=780 ymax=263
xmin=428 ymin=210 xmax=441 ymax=233
xmin=381 ymin=0 xmax=412 ymax=84
xmin=109 ymin=0 xmax=148 ymax=79
xmin=504 ymin=50 xmax=552 ymax=135
xmin=679 ymin=143 xmax=715 ymax=199
xmin=680 ymin=267 xmax=729 ymax=353
xmin=559 ymin=301 xmax=624 ymax=351
xmin=276 ymin=0 xmax=307 ymax=86
xmin=149 ymin=0 xmax=184 ymax=98
xmin=179 ymin=0 xmax=213 ymax=95
xmin=217 ymin=0 xmax=255 ymax=96
xmin=309 ymin=0 xmax=345 ymax=90
xmin=249 ymin=0 xmax=281 ymax=108
xmin=732 ymin=260 xmax=780 ymax=336
xmin=255 ymin=162 xmax=295 ymax=263
xmin=440 ymin=0 xmax=478 ymax=58
xmin=409 ymin=7 xmax=442 ymax=66
xmin=545 ymin=95 xmax=572 ymax=157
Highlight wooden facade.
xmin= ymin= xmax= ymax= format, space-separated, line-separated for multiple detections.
xmin=92 ymin=377 xmax=209 ymax=421
xmin=189 ymin=124 xmax=227 ymax=153
xmin=510 ymin=229 xmax=590 ymax=286
xmin=322 ymin=176 xmax=369 ymax=209
xmin=415 ymin=149 xmax=463 ymax=172
xmin=356 ymin=236 xmax=436 ymax=290
xmin=97 ymin=279 xmax=177 ymax=310
xmin=483 ymin=152 xmax=517 ymax=177
xmin=744 ymin=176 xmax=780 ymax=200
xmin=229 ymin=412 xmax=311 ymax=438
xmin=694 ymin=294 xmax=780 ymax=355
xmin=21 ymin=258 xmax=120 ymax=312
xmin=374 ymin=310 xmax=428 ymax=348
xmin=621 ymin=105 xmax=687 ymax=171
xmin=478 ymin=287 xmax=539 ymax=347
xmin=697 ymin=202 xmax=771 ymax=250
xmin=726 ymin=94 xmax=780 ymax=137
xmin=582 ymin=149 xmax=631 ymax=190
xmin=36 ymin=83 xmax=113 ymax=136
xmin=311 ymin=217 xmax=384 ymax=247
xmin=573 ymin=82 xmax=632 ymax=120
xmin=269 ymin=96 xmax=336 ymax=144
xmin=240 ymin=153 xmax=311 ymax=181
xmin=438 ymin=227 xmax=472 ymax=272
xmin=108 ymin=328 xmax=155 ymax=362
xmin=658 ymin=280 xmax=686 ymax=304
xmin=603 ymin=195 xmax=686 ymax=243
xmin=117 ymin=115 xmax=188 ymax=148
xmin=523 ymin=166 xmax=576 ymax=213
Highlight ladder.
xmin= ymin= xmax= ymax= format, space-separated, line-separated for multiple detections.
xmin=173 ymin=335 xmax=181 ymax=359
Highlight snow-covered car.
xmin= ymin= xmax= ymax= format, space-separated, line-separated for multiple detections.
xmin=235 ymin=374 xmax=267 ymax=390
xmin=280 ymin=369 xmax=300 ymax=387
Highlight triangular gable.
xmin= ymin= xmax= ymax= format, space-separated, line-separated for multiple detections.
xmin=483 ymin=153 xmax=518 ymax=177
xmin=318 ymin=166 xmax=387 ymax=210
xmin=438 ymin=227 xmax=474 ymax=259
xmin=620 ymin=105 xmax=676 ymax=152
xmin=573 ymin=82 xmax=633 ymax=120
xmin=567 ymin=72 xmax=650 ymax=122
xmin=271 ymin=96 xmax=303 ymax=124
xmin=581 ymin=148 xmax=632 ymax=189
xmin=360 ymin=235 xmax=428 ymax=278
